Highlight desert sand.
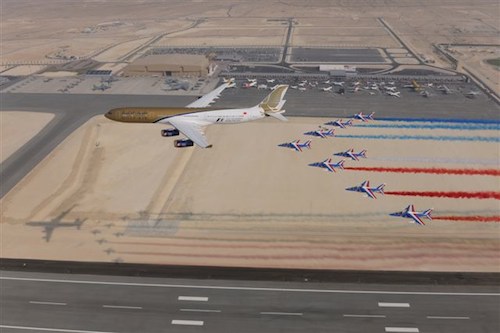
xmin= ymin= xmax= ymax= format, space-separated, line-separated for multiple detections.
xmin=1 ymin=115 xmax=498 ymax=271
xmin=0 ymin=111 xmax=55 ymax=163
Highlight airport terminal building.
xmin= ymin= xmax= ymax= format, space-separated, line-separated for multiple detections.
xmin=123 ymin=54 xmax=210 ymax=77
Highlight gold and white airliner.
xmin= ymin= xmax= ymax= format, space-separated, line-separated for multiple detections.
xmin=105 ymin=81 xmax=289 ymax=148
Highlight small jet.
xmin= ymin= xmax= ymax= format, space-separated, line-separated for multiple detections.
xmin=266 ymin=79 xmax=276 ymax=83
xmin=385 ymin=86 xmax=398 ymax=92
xmin=332 ymin=81 xmax=344 ymax=87
xmin=346 ymin=180 xmax=385 ymax=199
xmin=305 ymin=127 xmax=335 ymax=138
xmin=390 ymin=205 xmax=432 ymax=226
xmin=309 ymin=159 xmax=345 ymax=173
xmin=290 ymin=85 xmax=298 ymax=89
xmin=246 ymin=78 xmax=257 ymax=83
xmin=350 ymin=86 xmax=361 ymax=93
xmin=298 ymin=87 xmax=307 ymax=92
xmin=403 ymin=80 xmax=422 ymax=91
xmin=324 ymin=80 xmax=331 ymax=84
xmin=298 ymin=82 xmax=307 ymax=87
xmin=353 ymin=112 xmax=375 ymax=122
xmin=334 ymin=148 xmax=366 ymax=161
xmin=352 ymin=80 xmax=361 ymax=86
xmin=278 ymin=139 xmax=312 ymax=152
xmin=325 ymin=119 xmax=353 ymax=129
xmin=321 ymin=86 xmax=333 ymax=92
xmin=269 ymin=84 xmax=280 ymax=90
xmin=387 ymin=91 xmax=401 ymax=98
xmin=465 ymin=91 xmax=480 ymax=98
xmin=257 ymin=84 xmax=268 ymax=90
xmin=223 ymin=77 xmax=235 ymax=83
xmin=438 ymin=85 xmax=452 ymax=94
xmin=420 ymin=90 xmax=431 ymax=98
xmin=242 ymin=81 xmax=257 ymax=88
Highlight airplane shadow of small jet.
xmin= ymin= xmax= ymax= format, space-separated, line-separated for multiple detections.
xmin=26 ymin=205 xmax=87 ymax=242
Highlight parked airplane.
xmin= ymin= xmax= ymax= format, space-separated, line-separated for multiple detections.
xmin=332 ymin=81 xmax=344 ymax=86
xmin=105 ymin=83 xmax=289 ymax=148
xmin=334 ymin=148 xmax=366 ymax=161
xmin=243 ymin=81 xmax=257 ymax=88
xmin=223 ymin=77 xmax=235 ymax=83
xmin=438 ymin=85 xmax=452 ymax=94
xmin=420 ymin=90 xmax=431 ymax=98
xmin=403 ymin=80 xmax=422 ymax=91
xmin=385 ymin=86 xmax=398 ymax=92
xmin=387 ymin=91 xmax=401 ymax=98
xmin=325 ymin=119 xmax=353 ymax=128
xmin=290 ymin=85 xmax=298 ymax=89
xmin=321 ymin=86 xmax=333 ymax=92
xmin=246 ymin=78 xmax=257 ymax=82
xmin=346 ymin=180 xmax=385 ymax=199
xmin=390 ymin=205 xmax=432 ymax=226
xmin=266 ymin=79 xmax=276 ymax=83
xmin=465 ymin=90 xmax=480 ymax=98
xmin=278 ymin=139 xmax=312 ymax=152
xmin=353 ymin=112 xmax=375 ymax=122
xmin=305 ymin=127 xmax=335 ymax=138
xmin=257 ymin=84 xmax=268 ymax=90
xmin=309 ymin=159 xmax=345 ymax=173
xmin=298 ymin=87 xmax=307 ymax=92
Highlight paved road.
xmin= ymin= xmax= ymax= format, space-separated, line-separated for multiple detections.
xmin=1 ymin=88 xmax=498 ymax=198
xmin=1 ymin=270 xmax=499 ymax=333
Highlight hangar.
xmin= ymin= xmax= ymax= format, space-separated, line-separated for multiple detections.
xmin=123 ymin=54 xmax=210 ymax=77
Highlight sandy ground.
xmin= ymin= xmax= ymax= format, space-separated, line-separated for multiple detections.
xmin=93 ymin=37 xmax=151 ymax=62
xmin=1 ymin=115 xmax=499 ymax=271
xmin=0 ymin=112 xmax=55 ymax=163
xmin=1 ymin=65 xmax=46 ymax=76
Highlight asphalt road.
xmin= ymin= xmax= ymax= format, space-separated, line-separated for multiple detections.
xmin=1 ymin=270 xmax=499 ymax=333
xmin=1 ymin=86 xmax=498 ymax=199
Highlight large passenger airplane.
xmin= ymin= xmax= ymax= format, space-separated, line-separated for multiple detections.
xmin=105 ymin=81 xmax=289 ymax=148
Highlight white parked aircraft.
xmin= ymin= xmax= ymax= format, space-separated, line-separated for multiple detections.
xmin=257 ymin=84 xmax=268 ymax=90
xmin=266 ymin=79 xmax=276 ymax=83
xmin=105 ymin=82 xmax=289 ymax=148
xmin=321 ymin=86 xmax=333 ymax=92
xmin=387 ymin=91 xmax=401 ymax=98
xmin=332 ymin=81 xmax=344 ymax=86
xmin=385 ymin=86 xmax=398 ymax=92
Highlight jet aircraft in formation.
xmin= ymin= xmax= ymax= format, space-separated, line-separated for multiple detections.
xmin=353 ymin=112 xmax=375 ymax=122
xmin=305 ymin=127 xmax=335 ymax=138
xmin=334 ymin=149 xmax=367 ymax=161
xmin=390 ymin=205 xmax=433 ymax=226
xmin=325 ymin=119 xmax=353 ymax=128
xmin=346 ymin=181 xmax=385 ymax=199
xmin=309 ymin=159 xmax=345 ymax=173
xmin=278 ymin=140 xmax=312 ymax=152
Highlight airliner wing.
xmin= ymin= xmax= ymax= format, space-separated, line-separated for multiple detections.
xmin=168 ymin=117 xmax=210 ymax=148
xmin=186 ymin=81 xmax=232 ymax=108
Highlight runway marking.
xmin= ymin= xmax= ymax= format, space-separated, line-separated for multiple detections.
xmin=178 ymin=296 xmax=208 ymax=302
xmin=2 ymin=276 xmax=499 ymax=296
xmin=171 ymin=320 xmax=204 ymax=326
xmin=0 ymin=325 xmax=118 ymax=333
xmin=427 ymin=316 xmax=470 ymax=320
xmin=102 ymin=305 xmax=142 ymax=310
xmin=385 ymin=328 xmax=419 ymax=333
xmin=29 ymin=301 xmax=67 ymax=306
xmin=260 ymin=312 xmax=303 ymax=316
xmin=180 ymin=308 xmax=221 ymax=313
xmin=378 ymin=302 xmax=410 ymax=308
xmin=343 ymin=314 xmax=386 ymax=318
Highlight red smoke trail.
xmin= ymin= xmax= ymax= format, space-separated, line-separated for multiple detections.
xmin=385 ymin=191 xmax=500 ymax=200
xmin=434 ymin=216 xmax=500 ymax=223
xmin=344 ymin=166 xmax=500 ymax=176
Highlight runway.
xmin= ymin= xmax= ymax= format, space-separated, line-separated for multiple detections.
xmin=1 ymin=270 xmax=499 ymax=333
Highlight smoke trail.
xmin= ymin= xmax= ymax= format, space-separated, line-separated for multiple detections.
xmin=344 ymin=166 xmax=500 ymax=176
xmin=380 ymin=118 xmax=500 ymax=124
xmin=355 ymin=123 xmax=500 ymax=131
xmin=336 ymin=134 xmax=500 ymax=143
xmin=434 ymin=216 xmax=500 ymax=222
xmin=385 ymin=191 xmax=500 ymax=200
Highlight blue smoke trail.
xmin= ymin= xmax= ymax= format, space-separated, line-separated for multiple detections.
xmin=336 ymin=134 xmax=500 ymax=143
xmin=355 ymin=122 xmax=500 ymax=131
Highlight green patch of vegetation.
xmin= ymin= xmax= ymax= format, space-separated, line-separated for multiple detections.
xmin=486 ymin=58 xmax=500 ymax=67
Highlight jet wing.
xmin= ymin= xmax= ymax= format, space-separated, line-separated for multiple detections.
xmin=186 ymin=81 xmax=231 ymax=108
xmin=168 ymin=117 xmax=210 ymax=148
xmin=409 ymin=212 xmax=425 ymax=226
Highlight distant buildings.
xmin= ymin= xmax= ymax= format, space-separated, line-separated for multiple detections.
xmin=123 ymin=54 xmax=210 ymax=77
